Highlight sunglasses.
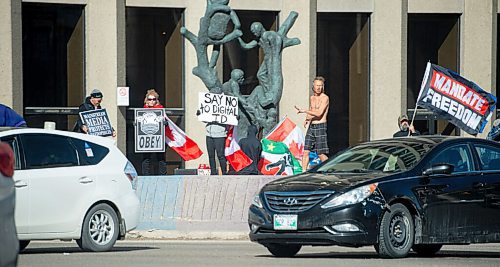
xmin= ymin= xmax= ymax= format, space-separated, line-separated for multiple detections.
xmin=147 ymin=98 xmax=157 ymax=101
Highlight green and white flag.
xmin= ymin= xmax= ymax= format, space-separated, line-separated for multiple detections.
xmin=259 ymin=139 xmax=302 ymax=175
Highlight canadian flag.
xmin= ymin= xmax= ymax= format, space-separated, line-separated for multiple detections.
xmin=225 ymin=126 xmax=252 ymax=172
xmin=164 ymin=116 xmax=203 ymax=161
xmin=265 ymin=116 xmax=304 ymax=160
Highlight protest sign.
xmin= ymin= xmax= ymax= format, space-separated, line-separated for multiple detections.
xmin=134 ymin=108 xmax=165 ymax=153
xmin=416 ymin=63 xmax=497 ymax=135
xmin=197 ymin=92 xmax=238 ymax=125
xmin=79 ymin=109 xmax=113 ymax=137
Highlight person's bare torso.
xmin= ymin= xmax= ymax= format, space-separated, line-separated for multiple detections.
xmin=310 ymin=93 xmax=329 ymax=124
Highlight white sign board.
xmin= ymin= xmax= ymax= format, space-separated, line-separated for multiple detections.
xmin=79 ymin=109 xmax=113 ymax=137
xmin=197 ymin=92 xmax=238 ymax=125
xmin=117 ymin=87 xmax=129 ymax=106
xmin=134 ymin=108 xmax=165 ymax=153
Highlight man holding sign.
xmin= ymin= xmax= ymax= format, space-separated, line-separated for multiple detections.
xmin=75 ymin=89 xmax=116 ymax=137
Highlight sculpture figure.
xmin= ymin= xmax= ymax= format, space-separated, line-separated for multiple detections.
xmin=181 ymin=0 xmax=242 ymax=93
xmin=181 ymin=0 xmax=300 ymax=138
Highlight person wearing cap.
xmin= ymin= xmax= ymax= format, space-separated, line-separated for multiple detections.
xmin=75 ymin=89 xmax=116 ymax=137
xmin=393 ymin=114 xmax=419 ymax=137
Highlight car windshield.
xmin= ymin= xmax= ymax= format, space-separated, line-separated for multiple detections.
xmin=315 ymin=141 xmax=434 ymax=173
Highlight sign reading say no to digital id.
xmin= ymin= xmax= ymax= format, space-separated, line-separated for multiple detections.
xmin=197 ymin=92 xmax=238 ymax=125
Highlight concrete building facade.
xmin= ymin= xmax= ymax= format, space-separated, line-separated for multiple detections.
xmin=0 ymin=0 xmax=498 ymax=174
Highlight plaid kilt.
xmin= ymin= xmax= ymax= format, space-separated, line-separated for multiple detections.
xmin=304 ymin=123 xmax=329 ymax=155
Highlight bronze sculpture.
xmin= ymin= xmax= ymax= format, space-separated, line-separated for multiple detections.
xmin=182 ymin=0 xmax=300 ymax=137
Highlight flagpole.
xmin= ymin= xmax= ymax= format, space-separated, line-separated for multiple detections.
xmin=409 ymin=61 xmax=431 ymax=136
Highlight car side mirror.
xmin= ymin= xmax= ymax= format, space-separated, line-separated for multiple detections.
xmin=422 ymin=164 xmax=454 ymax=176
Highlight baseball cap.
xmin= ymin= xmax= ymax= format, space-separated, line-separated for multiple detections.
xmin=90 ymin=89 xmax=103 ymax=98
xmin=398 ymin=114 xmax=409 ymax=122
xmin=398 ymin=114 xmax=409 ymax=129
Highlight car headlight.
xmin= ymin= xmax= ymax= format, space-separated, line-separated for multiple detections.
xmin=252 ymin=194 xmax=263 ymax=209
xmin=321 ymin=183 xmax=378 ymax=209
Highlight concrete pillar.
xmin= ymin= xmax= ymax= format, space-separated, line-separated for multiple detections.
xmin=461 ymin=0 xmax=497 ymax=137
xmin=85 ymin=0 xmax=127 ymax=151
xmin=281 ymin=0 xmax=316 ymax=130
xmin=183 ymin=0 xmax=209 ymax=168
xmin=370 ymin=0 xmax=408 ymax=140
xmin=0 ymin=0 xmax=22 ymax=112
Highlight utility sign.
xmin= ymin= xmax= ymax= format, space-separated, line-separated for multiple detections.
xmin=135 ymin=108 xmax=165 ymax=153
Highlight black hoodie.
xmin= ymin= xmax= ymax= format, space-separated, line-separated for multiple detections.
xmin=74 ymin=96 xmax=101 ymax=133
xmin=237 ymin=125 xmax=262 ymax=175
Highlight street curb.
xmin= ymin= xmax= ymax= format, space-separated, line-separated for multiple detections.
xmin=127 ymin=230 xmax=250 ymax=240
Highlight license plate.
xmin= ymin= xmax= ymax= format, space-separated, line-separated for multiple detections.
xmin=273 ymin=214 xmax=298 ymax=230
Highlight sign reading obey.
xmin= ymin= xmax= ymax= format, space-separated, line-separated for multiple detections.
xmin=134 ymin=108 xmax=165 ymax=153
xmin=197 ymin=92 xmax=238 ymax=125
xmin=79 ymin=109 xmax=113 ymax=137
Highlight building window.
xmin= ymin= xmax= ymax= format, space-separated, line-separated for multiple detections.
xmin=407 ymin=14 xmax=460 ymax=135
xmin=22 ymin=3 xmax=85 ymax=130
xmin=126 ymin=7 xmax=184 ymax=175
xmin=317 ymin=13 xmax=370 ymax=154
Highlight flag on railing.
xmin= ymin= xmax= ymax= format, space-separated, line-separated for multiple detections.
xmin=225 ymin=126 xmax=252 ymax=172
xmin=164 ymin=116 xmax=203 ymax=161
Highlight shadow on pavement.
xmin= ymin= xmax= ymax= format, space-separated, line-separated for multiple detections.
xmin=257 ymin=250 xmax=500 ymax=259
xmin=20 ymin=246 xmax=158 ymax=255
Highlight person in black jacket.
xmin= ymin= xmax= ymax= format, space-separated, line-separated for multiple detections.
xmin=236 ymin=125 xmax=261 ymax=175
xmin=393 ymin=114 xmax=419 ymax=137
xmin=75 ymin=89 xmax=103 ymax=133
xmin=74 ymin=89 xmax=116 ymax=137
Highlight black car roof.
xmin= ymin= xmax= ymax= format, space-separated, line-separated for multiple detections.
xmin=365 ymin=135 xmax=482 ymax=146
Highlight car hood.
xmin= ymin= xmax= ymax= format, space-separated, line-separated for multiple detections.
xmin=262 ymin=171 xmax=389 ymax=193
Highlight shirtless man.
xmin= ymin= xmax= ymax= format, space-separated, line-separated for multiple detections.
xmin=295 ymin=76 xmax=329 ymax=171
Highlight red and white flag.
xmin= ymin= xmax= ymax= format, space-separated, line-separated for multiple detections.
xmin=164 ymin=116 xmax=203 ymax=161
xmin=265 ymin=116 xmax=304 ymax=160
xmin=225 ymin=126 xmax=252 ymax=172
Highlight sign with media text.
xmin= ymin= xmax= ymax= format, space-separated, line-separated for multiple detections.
xmin=197 ymin=92 xmax=238 ymax=125
xmin=79 ymin=109 xmax=113 ymax=137
xmin=134 ymin=108 xmax=165 ymax=153
xmin=417 ymin=63 xmax=497 ymax=135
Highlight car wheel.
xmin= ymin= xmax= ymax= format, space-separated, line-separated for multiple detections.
xmin=77 ymin=203 xmax=119 ymax=252
xmin=412 ymin=244 xmax=442 ymax=257
xmin=377 ymin=203 xmax=414 ymax=258
xmin=19 ymin=240 xmax=30 ymax=251
xmin=266 ymin=244 xmax=301 ymax=257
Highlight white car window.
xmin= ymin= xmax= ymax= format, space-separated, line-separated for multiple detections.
xmin=21 ymin=134 xmax=78 ymax=169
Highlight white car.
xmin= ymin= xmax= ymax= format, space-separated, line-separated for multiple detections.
xmin=0 ymin=128 xmax=140 ymax=252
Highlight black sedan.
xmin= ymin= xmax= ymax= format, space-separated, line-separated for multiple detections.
xmin=249 ymin=136 xmax=500 ymax=258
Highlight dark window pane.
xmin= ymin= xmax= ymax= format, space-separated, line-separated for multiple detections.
xmin=126 ymin=7 xmax=184 ymax=108
xmin=429 ymin=145 xmax=473 ymax=173
xmin=21 ymin=134 xmax=78 ymax=169
xmin=22 ymin=3 xmax=85 ymax=130
xmin=474 ymin=144 xmax=500 ymax=171
xmin=407 ymin=14 xmax=460 ymax=135
xmin=69 ymin=138 xmax=109 ymax=165
xmin=317 ymin=13 xmax=370 ymax=154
